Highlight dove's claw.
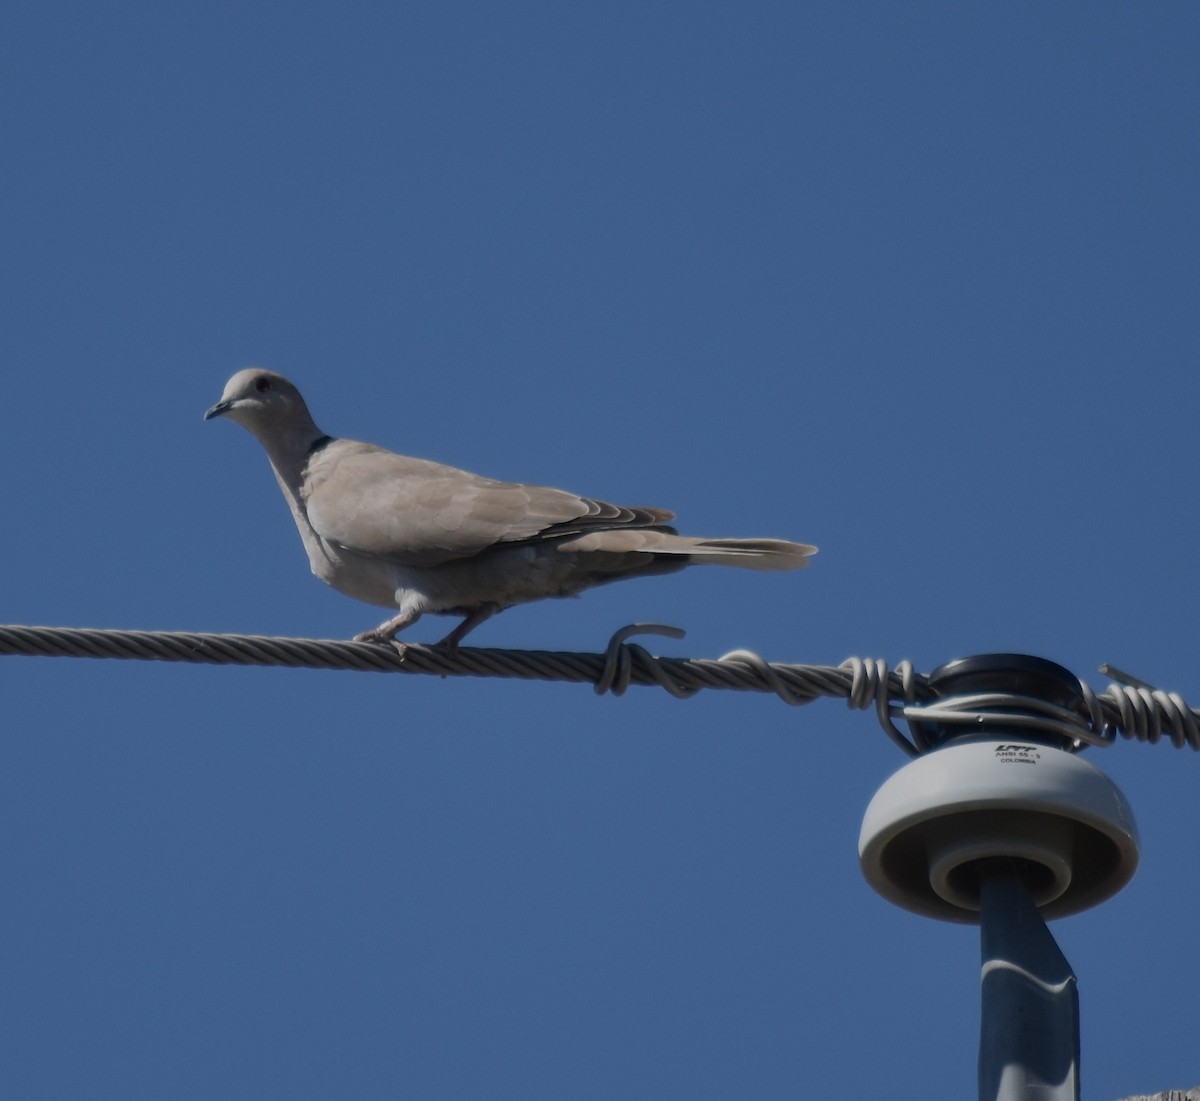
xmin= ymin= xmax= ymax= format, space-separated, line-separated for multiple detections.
xmin=353 ymin=628 xmax=391 ymax=643
xmin=354 ymin=610 xmax=420 ymax=645
xmin=352 ymin=627 xmax=409 ymax=661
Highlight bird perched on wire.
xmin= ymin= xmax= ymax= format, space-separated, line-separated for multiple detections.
xmin=205 ymin=369 xmax=817 ymax=649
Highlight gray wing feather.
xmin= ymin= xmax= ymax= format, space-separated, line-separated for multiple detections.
xmin=303 ymin=441 xmax=674 ymax=566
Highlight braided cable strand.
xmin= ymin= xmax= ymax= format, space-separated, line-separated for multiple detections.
xmin=0 ymin=623 xmax=1196 ymax=751
xmin=0 ymin=622 xmax=897 ymax=702
xmin=1100 ymin=683 xmax=1200 ymax=749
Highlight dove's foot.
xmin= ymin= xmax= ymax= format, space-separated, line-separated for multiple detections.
xmin=354 ymin=627 xmax=404 ymax=644
xmin=352 ymin=628 xmax=409 ymax=660
xmin=354 ymin=610 xmax=420 ymax=647
xmin=434 ymin=605 xmax=500 ymax=653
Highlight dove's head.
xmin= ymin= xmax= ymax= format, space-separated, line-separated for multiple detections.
xmin=205 ymin=369 xmax=324 ymax=453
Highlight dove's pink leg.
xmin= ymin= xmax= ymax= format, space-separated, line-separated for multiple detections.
xmin=436 ymin=605 xmax=499 ymax=652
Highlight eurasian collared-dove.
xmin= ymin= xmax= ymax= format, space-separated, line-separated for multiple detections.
xmin=205 ymin=369 xmax=817 ymax=648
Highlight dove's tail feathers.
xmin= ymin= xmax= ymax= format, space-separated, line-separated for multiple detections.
xmin=557 ymin=531 xmax=817 ymax=570
xmin=671 ymin=537 xmax=817 ymax=570
xmin=683 ymin=538 xmax=818 ymax=570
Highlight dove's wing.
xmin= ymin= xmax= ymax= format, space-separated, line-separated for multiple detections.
xmin=303 ymin=440 xmax=674 ymax=567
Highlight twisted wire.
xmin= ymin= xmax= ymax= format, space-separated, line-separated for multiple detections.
xmin=0 ymin=623 xmax=910 ymax=703
xmin=902 ymin=693 xmax=1113 ymax=750
xmin=0 ymin=623 xmax=1196 ymax=751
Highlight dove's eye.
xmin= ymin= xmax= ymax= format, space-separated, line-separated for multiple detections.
xmin=255 ymin=377 xmax=272 ymax=394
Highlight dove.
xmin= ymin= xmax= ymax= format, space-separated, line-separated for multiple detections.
xmin=205 ymin=369 xmax=817 ymax=649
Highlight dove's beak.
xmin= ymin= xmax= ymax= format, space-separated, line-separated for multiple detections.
xmin=204 ymin=399 xmax=234 ymax=421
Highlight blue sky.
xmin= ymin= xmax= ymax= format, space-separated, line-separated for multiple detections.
xmin=1 ymin=3 xmax=1197 ymax=1098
